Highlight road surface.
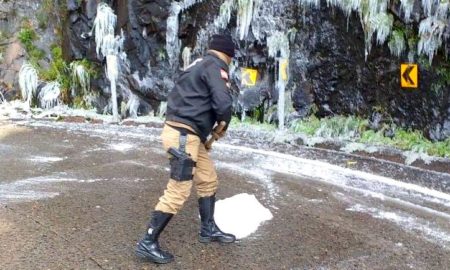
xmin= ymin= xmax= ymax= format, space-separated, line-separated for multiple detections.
xmin=1 ymin=119 xmax=450 ymax=269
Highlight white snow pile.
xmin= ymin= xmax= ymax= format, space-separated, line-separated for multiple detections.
xmin=214 ymin=193 xmax=273 ymax=239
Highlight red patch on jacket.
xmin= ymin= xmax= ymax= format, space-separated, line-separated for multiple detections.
xmin=220 ymin=69 xmax=229 ymax=81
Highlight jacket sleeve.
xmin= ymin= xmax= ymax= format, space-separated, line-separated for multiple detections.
xmin=202 ymin=65 xmax=233 ymax=126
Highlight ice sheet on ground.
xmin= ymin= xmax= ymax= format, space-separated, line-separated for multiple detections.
xmin=214 ymin=193 xmax=273 ymax=239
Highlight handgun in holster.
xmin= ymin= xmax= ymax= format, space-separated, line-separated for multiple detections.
xmin=168 ymin=133 xmax=196 ymax=181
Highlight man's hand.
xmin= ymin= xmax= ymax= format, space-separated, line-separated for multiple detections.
xmin=212 ymin=122 xmax=227 ymax=139
xmin=205 ymin=121 xmax=227 ymax=150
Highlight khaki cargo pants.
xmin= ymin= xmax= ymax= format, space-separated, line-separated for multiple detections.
xmin=155 ymin=123 xmax=218 ymax=214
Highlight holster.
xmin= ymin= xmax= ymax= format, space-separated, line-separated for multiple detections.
xmin=168 ymin=132 xmax=196 ymax=181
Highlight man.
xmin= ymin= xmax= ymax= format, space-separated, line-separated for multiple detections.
xmin=136 ymin=34 xmax=236 ymax=264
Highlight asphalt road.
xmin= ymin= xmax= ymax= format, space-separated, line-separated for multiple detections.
xmin=1 ymin=120 xmax=450 ymax=270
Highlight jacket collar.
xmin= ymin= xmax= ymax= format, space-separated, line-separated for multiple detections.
xmin=206 ymin=51 xmax=229 ymax=71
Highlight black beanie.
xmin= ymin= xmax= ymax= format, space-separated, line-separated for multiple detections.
xmin=209 ymin=34 xmax=236 ymax=58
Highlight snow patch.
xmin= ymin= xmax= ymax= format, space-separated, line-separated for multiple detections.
xmin=341 ymin=142 xmax=379 ymax=154
xmin=214 ymin=193 xmax=273 ymax=239
xmin=216 ymin=161 xmax=278 ymax=199
xmin=347 ymin=204 xmax=450 ymax=248
xmin=216 ymin=144 xmax=450 ymax=202
xmin=0 ymin=176 xmax=78 ymax=203
xmin=110 ymin=143 xmax=134 ymax=152
xmin=27 ymin=156 xmax=64 ymax=163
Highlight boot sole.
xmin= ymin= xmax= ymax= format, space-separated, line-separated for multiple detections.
xmin=135 ymin=249 xmax=174 ymax=264
xmin=199 ymin=236 xmax=235 ymax=244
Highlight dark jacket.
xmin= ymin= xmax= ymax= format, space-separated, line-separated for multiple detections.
xmin=166 ymin=52 xmax=233 ymax=143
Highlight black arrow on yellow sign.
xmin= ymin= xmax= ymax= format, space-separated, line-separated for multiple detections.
xmin=402 ymin=65 xmax=415 ymax=85
xmin=400 ymin=64 xmax=418 ymax=88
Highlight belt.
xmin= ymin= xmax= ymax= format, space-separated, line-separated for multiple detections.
xmin=166 ymin=123 xmax=198 ymax=137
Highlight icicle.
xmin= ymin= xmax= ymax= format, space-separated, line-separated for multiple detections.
xmin=99 ymin=33 xmax=125 ymax=58
xmin=237 ymin=0 xmax=259 ymax=40
xmin=106 ymin=55 xmax=120 ymax=122
xmin=250 ymin=0 xmax=283 ymax=41
xmin=70 ymin=62 xmax=90 ymax=95
xmin=215 ymin=0 xmax=235 ymax=29
xmin=369 ymin=12 xmax=393 ymax=45
xmin=421 ymin=0 xmax=437 ymax=17
xmin=158 ymin=101 xmax=168 ymax=118
xmin=38 ymin=81 xmax=61 ymax=109
xmin=19 ymin=63 xmax=39 ymax=107
xmin=182 ymin=47 xmax=192 ymax=70
xmin=267 ymin=31 xmax=290 ymax=58
xmin=166 ymin=2 xmax=182 ymax=68
xmin=400 ymin=0 xmax=414 ymax=21
xmin=126 ymin=93 xmax=140 ymax=119
xmin=90 ymin=3 xmax=125 ymax=122
xmin=436 ymin=1 xmax=450 ymax=19
xmin=91 ymin=3 xmax=117 ymax=58
xmin=299 ymin=0 xmax=320 ymax=8
xmin=418 ymin=17 xmax=446 ymax=63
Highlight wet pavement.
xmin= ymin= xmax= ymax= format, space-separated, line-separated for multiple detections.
xmin=1 ymin=119 xmax=450 ymax=269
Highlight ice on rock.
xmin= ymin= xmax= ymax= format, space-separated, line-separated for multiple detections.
xmin=166 ymin=3 xmax=182 ymax=68
xmin=126 ymin=93 xmax=140 ymax=119
xmin=267 ymin=31 xmax=290 ymax=58
xmin=215 ymin=0 xmax=235 ymax=29
xmin=421 ymin=0 xmax=437 ymax=17
xmin=369 ymin=12 xmax=394 ymax=45
xmin=38 ymin=82 xmax=62 ymax=110
xmin=70 ymin=62 xmax=90 ymax=95
xmin=91 ymin=3 xmax=117 ymax=58
xmin=418 ymin=17 xmax=447 ymax=63
xmin=90 ymin=3 xmax=126 ymax=122
xmin=400 ymin=0 xmax=415 ymax=21
xmin=237 ymin=0 xmax=260 ymax=40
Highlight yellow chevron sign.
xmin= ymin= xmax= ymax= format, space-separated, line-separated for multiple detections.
xmin=401 ymin=64 xmax=418 ymax=88
xmin=241 ymin=68 xmax=258 ymax=87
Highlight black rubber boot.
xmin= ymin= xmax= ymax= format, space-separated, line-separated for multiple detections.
xmin=136 ymin=211 xmax=174 ymax=264
xmin=198 ymin=195 xmax=236 ymax=243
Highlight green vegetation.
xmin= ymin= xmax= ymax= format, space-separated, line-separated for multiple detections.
xmin=18 ymin=24 xmax=46 ymax=66
xmin=231 ymin=113 xmax=450 ymax=159
xmin=18 ymin=24 xmax=98 ymax=107
xmin=292 ymin=115 xmax=368 ymax=140
xmin=36 ymin=12 xmax=49 ymax=30
xmin=39 ymin=46 xmax=99 ymax=107
xmin=290 ymin=115 xmax=450 ymax=158
xmin=230 ymin=116 xmax=277 ymax=131
xmin=40 ymin=45 xmax=72 ymax=103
